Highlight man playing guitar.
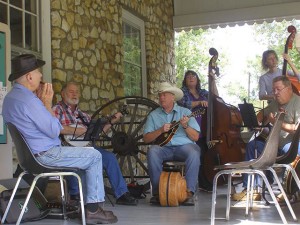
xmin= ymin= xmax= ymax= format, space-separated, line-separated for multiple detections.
xmin=52 ymin=82 xmax=137 ymax=206
xmin=232 ymin=76 xmax=300 ymax=201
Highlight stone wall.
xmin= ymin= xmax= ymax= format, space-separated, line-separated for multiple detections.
xmin=50 ymin=0 xmax=175 ymax=114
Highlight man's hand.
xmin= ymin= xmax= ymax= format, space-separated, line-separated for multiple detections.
xmin=37 ymin=83 xmax=54 ymax=107
xmin=110 ymin=112 xmax=123 ymax=124
xmin=37 ymin=82 xmax=54 ymax=115
xmin=180 ymin=115 xmax=189 ymax=129
xmin=161 ymin=123 xmax=172 ymax=133
xmin=267 ymin=112 xmax=276 ymax=125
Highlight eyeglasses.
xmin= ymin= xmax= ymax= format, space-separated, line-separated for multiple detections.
xmin=272 ymin=86 xmax=288 ymax=94
xmin=186 ymin=74 xmax=197 ymax=79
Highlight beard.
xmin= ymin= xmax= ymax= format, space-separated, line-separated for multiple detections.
xmin=65 ymin=97 xmax=79 ymax=105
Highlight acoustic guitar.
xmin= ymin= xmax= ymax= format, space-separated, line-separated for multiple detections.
xmin=153 ymin=108 xmax=205 ymax=146
xmin=61 ymin=124 xmax=91 ymax=147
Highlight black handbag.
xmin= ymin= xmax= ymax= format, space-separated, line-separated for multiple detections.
xmin=0 ymin=187 xmax=49 ymax=223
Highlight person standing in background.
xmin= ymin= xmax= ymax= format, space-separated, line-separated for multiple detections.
xmin=178 ymin=70 xmax=218 ymax=192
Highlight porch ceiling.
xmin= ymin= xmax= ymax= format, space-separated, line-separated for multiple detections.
xmin=173 ymin=0 xmax=300 ymax=30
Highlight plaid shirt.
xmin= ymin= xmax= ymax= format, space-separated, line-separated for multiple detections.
xmin=52 ymin=101 xmax=91 ymax=128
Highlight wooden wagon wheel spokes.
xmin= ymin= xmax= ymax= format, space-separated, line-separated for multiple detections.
xmin=91 ymin=96 xmax=159 ymax=184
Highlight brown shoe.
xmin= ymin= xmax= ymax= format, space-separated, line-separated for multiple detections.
xmin=86 ymin=207 xmax=118 ymax=224
xmin=231 ymin=188 xmax=261 ymax=201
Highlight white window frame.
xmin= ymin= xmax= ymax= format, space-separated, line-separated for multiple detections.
xmin=0 ymin=0 xmax=51 ymax=82
xmin=122 ymin=9 xmax=147 ymax=97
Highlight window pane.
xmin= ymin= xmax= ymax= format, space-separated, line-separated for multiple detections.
xmin=10 ymin=0 xmax=22 ymax=8
xmin=0 ymin=3 xmax=7 ymax=24
xmin=124 ymin=62 xmax=142 ymax=96
xmin=25 ymin=0 xmax=36 ymax=13
xmin=123 ymin=24 xmax=141 ymax=65
xmin=123 ymin=21 xmax=142 ymax=96
xmin=10 ymin=7 xmax=22 ymax=47
xmin=25 ymin=13 xmax=37 ymax=50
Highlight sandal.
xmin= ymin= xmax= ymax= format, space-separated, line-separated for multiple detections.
xmin=276 ymin=192 xmax=298 ymax=206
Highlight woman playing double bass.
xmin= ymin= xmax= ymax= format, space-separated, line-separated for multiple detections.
xmin=177 ymin=69 xmax=219 ymax=192
xmin=259 ymin=50 xmax=300 ymax=101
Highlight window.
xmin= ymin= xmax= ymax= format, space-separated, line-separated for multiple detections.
xmin=122 ymin=10 xmax=147 ymax=97
xmin=0 ymin=0 xmax=51 ymax=81
xmin=0 ymin=0 xmax=39 ymax=52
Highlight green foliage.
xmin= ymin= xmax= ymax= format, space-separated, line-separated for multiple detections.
xmin=175 ymin=29 xmax=213 ymax=88
xmin=252 ymin=20 xmax=300 ymax=69
xmin=175 ymin=20 xmax=300 ymax=106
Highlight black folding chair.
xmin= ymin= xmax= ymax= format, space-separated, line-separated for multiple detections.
xmin=1 ymin=123 xmax=86 ymax=225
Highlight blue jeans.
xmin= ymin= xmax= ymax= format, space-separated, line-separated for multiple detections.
xmin=242 ymin=139 xmax=297 ymax=187
xmin=67 ymin=148 xmax=128 ymax=199
xmin=147 ymin=143 xmax=200 ymax=195
xmin=36 ymin=146 xmax=104 ymax=204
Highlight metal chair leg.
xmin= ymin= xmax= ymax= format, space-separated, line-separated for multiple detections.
xmin=268 ymin=168 xmax=297 ymax=221
xmin=59 ymin=175 xmax=67 ymax=220
xmin=257 ymin=170 xmax=288 ymax=224
xmin=1 ymin=171 xmax=27 ymax=224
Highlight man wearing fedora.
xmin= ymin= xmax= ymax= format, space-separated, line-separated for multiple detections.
xmin=2 ymin=54 xmax=118 ymax=224
xmin=143 ymin=82 xmax=201 ymax=206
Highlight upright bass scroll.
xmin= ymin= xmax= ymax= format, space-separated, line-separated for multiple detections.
xmin=282 ymin=25 xmax=300 ymax=95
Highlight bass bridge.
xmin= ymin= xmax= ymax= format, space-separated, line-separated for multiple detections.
xmin=207 ymin=139 xmax=223 ymax=149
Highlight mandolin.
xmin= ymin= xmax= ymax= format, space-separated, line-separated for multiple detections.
xmin=153 ymin=108 xmax=205 ymax=146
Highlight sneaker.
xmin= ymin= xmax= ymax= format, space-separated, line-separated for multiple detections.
xmin=231 ymin=188 xmax=261 ymax=201
xmin=116 ymin=192 xmax=138 ymax=206
xmin=86 ymin=207 xmax=118 ymax=224
xmin=276 ymin=191 xmax=300 ymax=206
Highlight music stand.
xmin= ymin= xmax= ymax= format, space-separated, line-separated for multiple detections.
xmin=83 ymin=118 xmax=107 ymax=146
xmin=238 ymin=102 xmax=267 ymax=164
xmin=238 ymin=102 xmax=260 ymax=129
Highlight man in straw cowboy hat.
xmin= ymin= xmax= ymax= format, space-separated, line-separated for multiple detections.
xmin=2 ymin=54 xmax=118 ymax=224
xmin=143 ymin=82 xmax=201 ymax=206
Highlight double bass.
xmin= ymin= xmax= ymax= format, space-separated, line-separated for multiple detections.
xmin=282 ymin=25 xmax=300 ymax=95
xmin=203 ymin=48 xmax=245 ymax=184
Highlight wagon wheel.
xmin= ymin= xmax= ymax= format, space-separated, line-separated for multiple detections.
xmin=91 ymin=96 xmax=159 ymax=185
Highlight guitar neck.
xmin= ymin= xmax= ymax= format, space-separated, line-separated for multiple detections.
xmin=169 ymin=111 xmax=197 ymax=129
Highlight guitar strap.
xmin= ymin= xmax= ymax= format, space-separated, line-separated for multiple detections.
xmin=170 ymin=111 xmax=176 ymax=123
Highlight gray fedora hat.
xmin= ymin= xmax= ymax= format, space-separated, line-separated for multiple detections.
xmin=9 ymin=54 xmax=45 ymax=81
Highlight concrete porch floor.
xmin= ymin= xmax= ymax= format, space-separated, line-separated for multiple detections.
xmin=22 ymin=182 xmax=300 ymax=225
